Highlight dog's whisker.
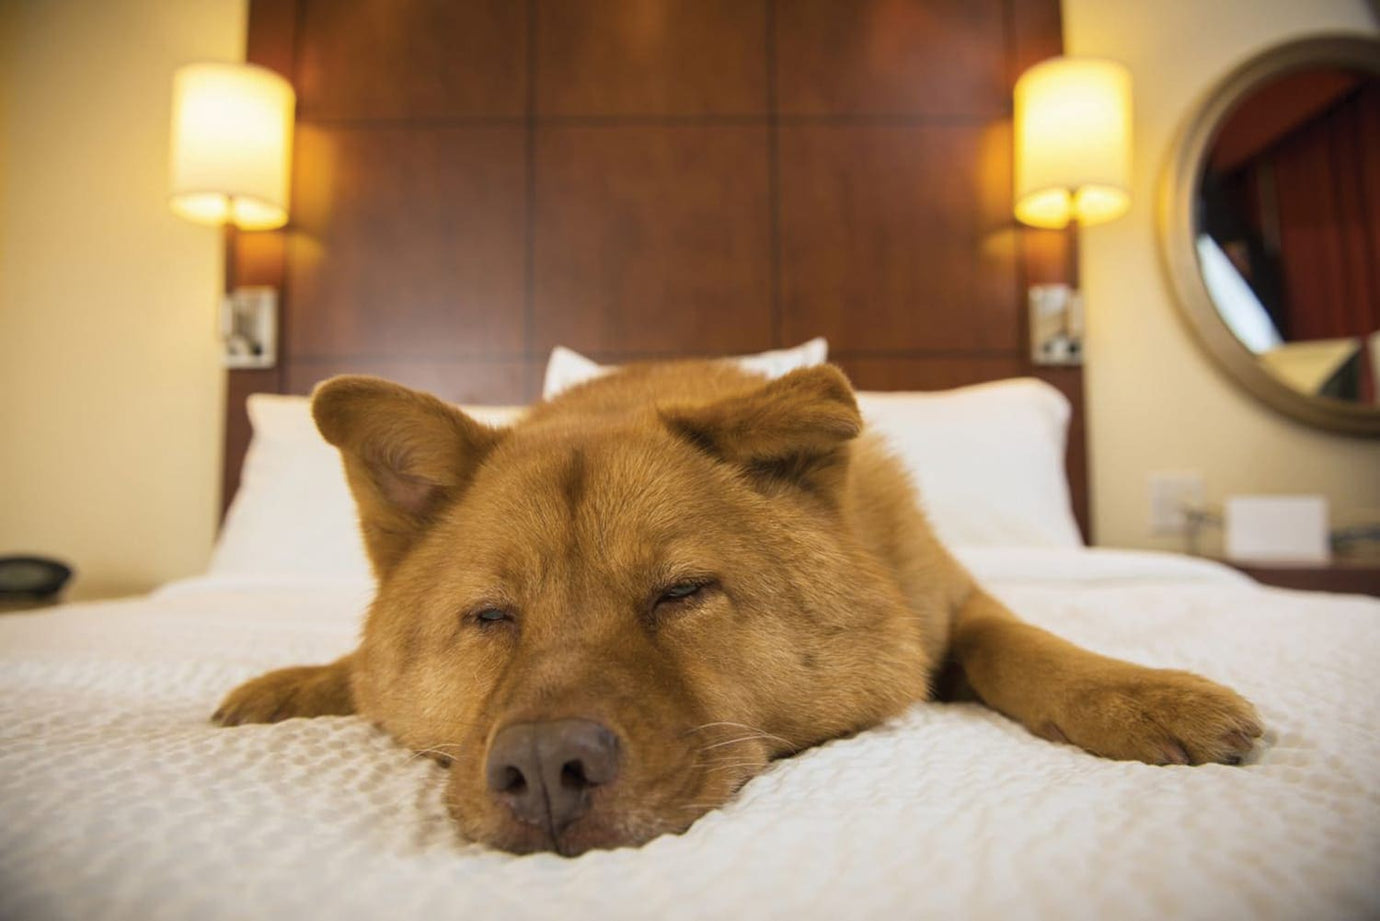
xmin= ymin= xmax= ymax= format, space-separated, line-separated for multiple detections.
xmin=688 ymin=756 xmax=765 ymax=768
xmin=377 ymin=763 xmax=455 ymax=813
xmin=696 ymin=734 xmax=777 ymax=753
xmin=396 ymin=741 xmax=470 ymax=772
xmin=700 ymin=762 xmax=765 ymax=773
xmin=413 ymin=742 xmax=468 ymax=755
xmin=683 ymin=721 xmax=798 ymax=749
xmin=687 ymin=763 xmax=751 ymax=772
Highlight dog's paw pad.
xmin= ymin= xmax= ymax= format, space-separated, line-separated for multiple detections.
xmin=1158 ymin=740 xmax=1190 ymax=765
xmin=211 ymin=663 xmax=351 ymax=727
xmin=211 ymin=676 xmax=298 ymax=726
xmin=1057 ymin=669 xmax=1262 ymax=767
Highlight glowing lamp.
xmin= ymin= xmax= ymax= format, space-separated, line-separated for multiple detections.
xmin=1014 ymin=57 xmax=1132 ymax=229
xmin=169 ymin=62 xmax=294 ymax=231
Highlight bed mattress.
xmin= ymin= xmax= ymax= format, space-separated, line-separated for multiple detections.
xmin=1 ymin=548 xmax=1377 ymax=921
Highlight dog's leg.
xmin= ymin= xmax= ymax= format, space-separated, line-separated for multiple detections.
xmin=213 ymin=654 xmax=357 ymax=726
xmin=948 ymin=591 xmax=1261 ymax=765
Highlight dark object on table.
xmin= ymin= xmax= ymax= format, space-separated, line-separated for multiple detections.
xmin=0 ymin=556 xmax=73 ymax=603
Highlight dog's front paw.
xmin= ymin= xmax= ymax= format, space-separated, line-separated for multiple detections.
xmin=1051 ymin=668 xmax=1262 ymax=766
xmin=213 ymin=661 xmax=355 ymax=727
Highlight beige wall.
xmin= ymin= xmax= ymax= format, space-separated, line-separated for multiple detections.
xmin=0 ymin=0 xmax=246 ymax=599
xmin=1063 ymin=0 xmax=1380 ymax=552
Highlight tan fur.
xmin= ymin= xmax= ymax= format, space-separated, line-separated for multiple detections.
xmin=214 ymin=361 xmax=1262 ymax=855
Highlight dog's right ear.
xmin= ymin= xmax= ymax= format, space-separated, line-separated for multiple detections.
xmin=660 ymin=364 xmax=862 ymax=498
xmin=312 ymin=375 xmax=506 ymax=577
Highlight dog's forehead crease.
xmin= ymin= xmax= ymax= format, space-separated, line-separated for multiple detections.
xmin=436 ymin=434 xmax=728 ymax=600
xmin=498 ymin=428 xmax=715 ymax=522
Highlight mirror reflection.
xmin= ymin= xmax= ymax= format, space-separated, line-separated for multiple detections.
xmin=1196 ymin=66 xmax=1379 ymax=404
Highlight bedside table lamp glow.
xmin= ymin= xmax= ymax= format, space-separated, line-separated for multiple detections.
xmin=1013 ymin=57 xmax=1132 ymax=366
xmin=169 ymin=62 xmax=295 ymax=368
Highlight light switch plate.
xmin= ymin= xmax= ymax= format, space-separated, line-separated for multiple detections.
xmin=1028 ymin=284 xmax=1085 ymax=366
xmin=222 ymin=286 xmax=277 ymax=369
xmin=1149 ymin=471 xmax=1205 ymax=535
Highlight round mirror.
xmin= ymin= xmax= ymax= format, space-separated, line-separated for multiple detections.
xmin=1160 ymin=35 xmax=1380 ymax=437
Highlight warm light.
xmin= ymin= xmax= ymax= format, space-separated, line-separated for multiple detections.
xmin=1014 ymin=57 xmax=1132 ymax=229
xmin=169 ymin=62 xmax=294 ymax=231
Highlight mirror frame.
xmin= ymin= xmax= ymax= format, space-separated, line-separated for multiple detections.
xmin=1159 ymin=33 xmax=1380 ymax=438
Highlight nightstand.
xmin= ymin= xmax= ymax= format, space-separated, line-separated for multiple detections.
xmin=1216 ymin=559 xmax=1380 ymax=597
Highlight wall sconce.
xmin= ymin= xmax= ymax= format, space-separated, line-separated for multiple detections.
xmin=169 ymin=61 xmax=294 ymax=368
xmin=1014 ymin=56 xmax=1132 ymax=366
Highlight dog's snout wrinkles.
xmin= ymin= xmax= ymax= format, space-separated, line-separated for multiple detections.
xmin=485 ymin=719 xmax=620 ymax=833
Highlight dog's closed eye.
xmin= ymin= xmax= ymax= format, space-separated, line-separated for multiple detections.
xmin=471 ymin=607 xmax=514 ymax=628
xmin=650 ymin=580 xmax=718 ymax=618
xmin=661 ymin=583 xmax=703 ymax=602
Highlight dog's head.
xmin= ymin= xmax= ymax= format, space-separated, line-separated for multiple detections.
xmin=313 ymin=365 xmax=926 ymax=855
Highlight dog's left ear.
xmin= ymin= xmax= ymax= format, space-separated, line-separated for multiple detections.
xmin=661 ymin=364 xmax=862 ymax=497
xmin=312 ymin=375 xmax=506 ymax=576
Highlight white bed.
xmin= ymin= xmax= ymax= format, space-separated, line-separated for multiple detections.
xmin=2 ymin=546 xmax=1378 ymax=921
xmin=5 ymin=360 xmax=1378 ymax=920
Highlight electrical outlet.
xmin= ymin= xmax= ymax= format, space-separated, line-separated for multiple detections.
xmin=1148 ymin=472 xmax=1205 ymax=535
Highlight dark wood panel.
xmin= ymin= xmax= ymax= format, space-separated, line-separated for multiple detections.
xmin=536 ymin=0 xmax=767 ymax=116
xmin=287 ymin=125 xmax=527 ymax=358
xmin=533 ymin=125 xmax=773 ymax=353
xmin=295 ymin=0 xmax=528 ymax=119
xmin=230 ymin=228 xmax=287 ymax=289
xmin=285 ymin=358 xmax=534 ymax=405
xmin=1021 ymin=226 xmax=1074 ymax=287
xmin=1033 ymin=366 xmax=1089 ymax=542
xmin=228 ymin=0 xmax=1087 ymax=541
xmin=775 ymin=0 xmax=1007 ymax=116
xmin=222 ymin=369 xmax=280 ymax=512
xmin=245 ymin=0 xmax=299 ymax=79
xmin=834 ymin=355 xmax=1025 ymax=390
xmin=778 ymin=123 xmax=1017 ymax=351
xmin=1008 ymin=0 xmax=1064 ymax=88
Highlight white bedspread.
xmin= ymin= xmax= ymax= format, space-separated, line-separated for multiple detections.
xmin=2 ymin=548 xmax=1377 ymax=921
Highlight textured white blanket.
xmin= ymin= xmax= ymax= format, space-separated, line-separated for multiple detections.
xmin=1 ymin=549 xmax=1377 ymax=921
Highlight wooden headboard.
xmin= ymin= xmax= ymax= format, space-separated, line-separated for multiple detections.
xmin=227 ymin=0 xmax=1089 ymax=539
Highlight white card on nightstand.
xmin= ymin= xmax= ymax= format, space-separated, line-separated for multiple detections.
xmin=1224 ymin=495 xmax=1330 ymax=563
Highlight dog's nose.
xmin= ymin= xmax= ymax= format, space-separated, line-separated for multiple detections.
xmin=485 ymin=719 xmax=620 ymax=832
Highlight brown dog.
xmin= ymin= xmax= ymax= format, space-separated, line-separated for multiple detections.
xmin=214 ymin=362 xmax=1262 ymax=856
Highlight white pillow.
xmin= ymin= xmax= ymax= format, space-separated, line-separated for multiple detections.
xmin=541 ymin=338 xmax=829 ymax=400
xmin=211 ymin=372 xmax=1077 ymax=580
xmin=857 ymin=379 xmax=1082 ymax=548
xmin=209 ymin=395 xmax=525 ymax=580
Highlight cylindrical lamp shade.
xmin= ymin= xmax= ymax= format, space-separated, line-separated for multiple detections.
xmin=1014 ymin=57 xmax=1132 ymax=229
xmin=169 ymin=62 xmax=294 ymax=231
